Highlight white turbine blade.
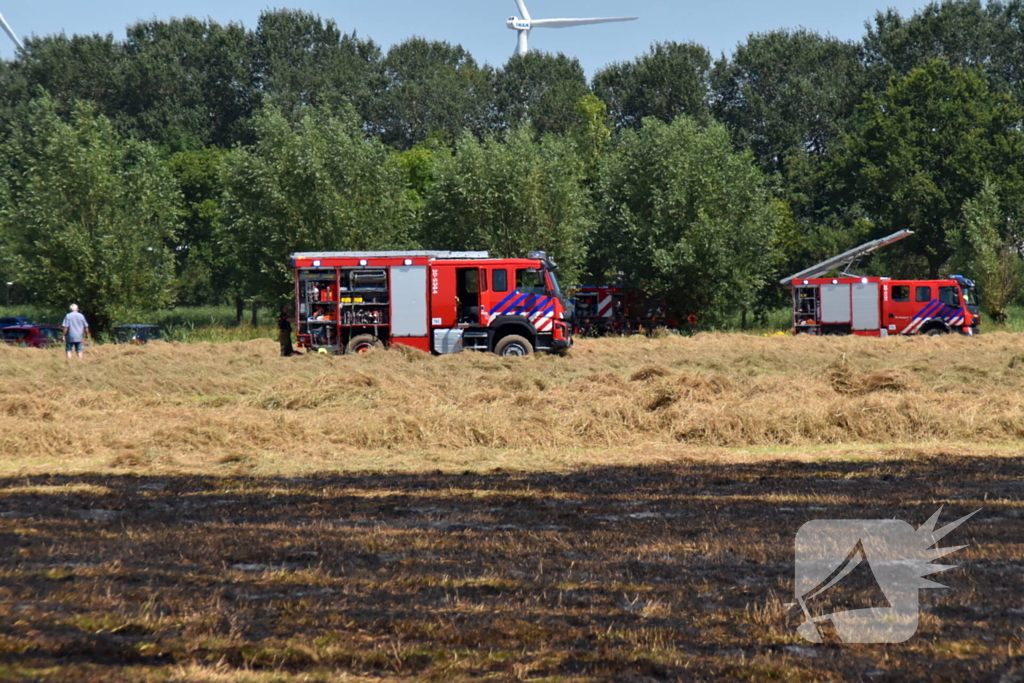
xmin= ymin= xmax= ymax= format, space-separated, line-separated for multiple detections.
xmin=531 ymin=16 xmax=638 ymax=29
xmin=516 ymin=29 xmax=530 ymax=56
xmin=514 ymin=0 xmax=532 ymax=22
xmin=0 ymin=11 xmax=24 ymax=50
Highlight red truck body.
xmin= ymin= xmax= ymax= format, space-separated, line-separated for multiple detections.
xmin=572 ymin=285 xmax=625 ymax=335
xmin=572 ymin=285 xmax=677 ymax=335
xmin=790 ymin=276 xmax=980 ymax=336
xmin=290 ymin=251 xmax=572 ymax=356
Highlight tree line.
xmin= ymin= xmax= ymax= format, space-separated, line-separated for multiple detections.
xmin=1 ymin=0 xmax=1023 ymax=330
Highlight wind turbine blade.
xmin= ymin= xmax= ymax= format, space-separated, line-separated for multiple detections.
xmin=514 ymin=0 xmax=532 ymax=22
xmin=516 ymin=29 xmax=530 ymax=56
xmin=531 ymin=16 xmax=638 ymax=28
xmin=0 ymin=11 xmax=24 ymax=50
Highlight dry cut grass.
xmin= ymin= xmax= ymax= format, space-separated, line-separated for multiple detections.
xmin=0 ymin=332 xmax=1023 ymax=474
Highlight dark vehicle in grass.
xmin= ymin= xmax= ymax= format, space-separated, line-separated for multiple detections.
xmin=1 ymin=324 xmax=63 ymax=348
xmin=112 ymin=324 xmax=165 ymax=344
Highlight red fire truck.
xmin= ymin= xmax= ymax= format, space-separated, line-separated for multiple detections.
xmin=781 ymin=230 xmax=981 ymax=336
xmin=290 ymin=250 xmax=572 ymax=356
xmin=572 ymin=285 xmax=626 ymax=335
xmin=572 ymin=285 xmax=677 ymax=336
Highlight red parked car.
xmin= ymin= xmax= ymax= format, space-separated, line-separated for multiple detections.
xmin=1 ymin=325 xmax=64 ymax=348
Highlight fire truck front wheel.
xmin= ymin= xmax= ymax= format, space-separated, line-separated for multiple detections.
xmin=346 ymin=334 xmax=384 ymax=355
xmin=494 ymin=334 xmax=534 ymax=357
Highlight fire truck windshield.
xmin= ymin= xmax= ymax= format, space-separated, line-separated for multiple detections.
xmin=961 ymin=284 xmax=980 ymax=312
xmin=546 ymin=271 xmax=572 ymax=317
xmin=547 ymin=271 xmax=563 ymax=300
xmin=516 ymin=268 xmax=547 ymax=295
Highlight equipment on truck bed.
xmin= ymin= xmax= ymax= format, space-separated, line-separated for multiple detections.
xmin=290 ymin=250 xmax=572 ymax=356
xmin=781 ymin=231 xmax=981 ymax=337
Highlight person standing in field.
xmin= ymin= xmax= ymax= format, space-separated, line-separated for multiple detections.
xmin=278 ymin=307 xmax=295 ymax=357
xmin=62 ymin=304 xmax=90 ymax=359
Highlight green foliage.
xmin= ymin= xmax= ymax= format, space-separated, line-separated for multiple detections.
xmin=593 ymin=41 xmax=712 ymax=129
xmin=166 ymin=147 xmax=232 ymax=304
xmin=119 ymin=18 xmax=256 ymax=149
xmin=252 ymin=9 xmax=381 ymax=123
xmin=708 ymin=30 xmax=870 ymax=310
xmin=769 ymin=150 xmax=877 ymax=286
xmin=836 ymin=60 xmax=1024 ymax=276
xmin=220 ymin=106 xmax=418 ymax=302
xmin=3 ymin=33 xmax=124 ymax=114
xmin=598 ymin=116 xmax=781 ymax=323
xmin=395 ymin=136 xmax=449 ymax=215
xmin=493 ymin=52 xmax=590 ymax=136
xmin=4 ymin=20 xmax=256 ymax=150
xmin=0 ymin=97 xmax=181 ymax=331
xmin=947 ymin=180 xmax=1023 ymax=322
xmin=365 ymin=38 xmax=493 ymax=149
xmin=569 ymin=94 xmax=613 ymax=170
xmin=422 ymin=126 xmax=594 ymax=282
xmin=5 ymin=4 xmax=1024 ymax=327
xmin=863 ymin=1 xmax=1013 ymax=92
xmin=712 ymin=30 xmax=867 ymax=174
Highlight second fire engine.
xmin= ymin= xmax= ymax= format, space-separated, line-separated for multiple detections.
xmin=572 ymin=284 xmax=677 ymax=335
xmin=781 ymin=230 xmax=981 ymax=336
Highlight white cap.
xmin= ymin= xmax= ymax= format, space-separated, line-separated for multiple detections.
xmin=70 ymin=303 xmax=78 ymax=311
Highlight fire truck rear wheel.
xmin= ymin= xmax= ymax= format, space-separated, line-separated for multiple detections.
xmin=494 ymin=335 xmax=534 ymax=357
xmin=346 ymin=334 xmax=383 ymax=355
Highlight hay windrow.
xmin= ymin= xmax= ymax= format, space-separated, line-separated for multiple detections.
xmin=0 ymin=333 xmax=1022 ymax=469
xmin=828 ymin=358 xmax=915 ymax=395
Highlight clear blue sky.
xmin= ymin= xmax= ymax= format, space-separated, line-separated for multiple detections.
xmin=1 ymin=1 xmax=932 ymax=75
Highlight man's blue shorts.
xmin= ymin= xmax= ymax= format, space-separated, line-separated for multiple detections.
xmin=65 ymin=340 xmax=82 ymax=353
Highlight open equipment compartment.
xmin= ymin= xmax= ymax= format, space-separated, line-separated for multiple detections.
xmin=299 ymin=267 xmax=340 ymax=350
xmin=296 ymin=264 xmax=395 ymax=353
xmin=339 ymin=267 xmax=389 ymax=327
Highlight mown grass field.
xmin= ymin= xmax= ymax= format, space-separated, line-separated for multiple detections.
xmin=0 ymin=333 xmax=1022 ymax=681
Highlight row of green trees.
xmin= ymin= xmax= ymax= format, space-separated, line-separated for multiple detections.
xmin=1 ymin=0 xmax=1023 ymax=329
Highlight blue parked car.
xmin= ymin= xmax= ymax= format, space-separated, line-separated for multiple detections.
xmin=0 ymin=317 xmax=35 ymax=328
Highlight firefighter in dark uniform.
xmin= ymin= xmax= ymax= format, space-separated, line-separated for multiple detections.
xmin=278 ymin=308 xmax=295 ymax=356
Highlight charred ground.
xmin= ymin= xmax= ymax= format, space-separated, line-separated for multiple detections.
xmin=0 ymin=457 xmax=1020 ymax=681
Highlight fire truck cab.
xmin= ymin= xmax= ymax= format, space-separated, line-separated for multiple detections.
xmin=291 ymin=250 xmax=572 ymax=356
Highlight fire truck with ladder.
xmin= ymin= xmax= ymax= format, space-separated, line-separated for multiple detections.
xmin=290 ymin=250 xmax=572 ymax=356
xmin=780 ymin=230 xmax=981 ymax=336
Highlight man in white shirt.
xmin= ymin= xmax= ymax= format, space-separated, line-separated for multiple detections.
xmin=62 ymin=304 xmax=90 ymax=359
